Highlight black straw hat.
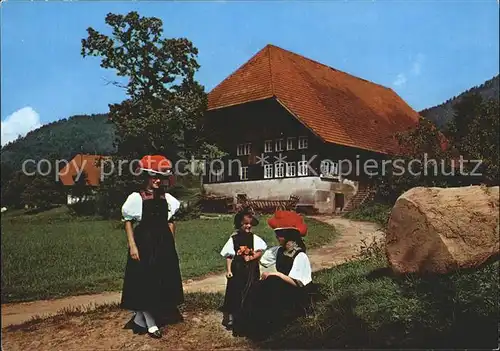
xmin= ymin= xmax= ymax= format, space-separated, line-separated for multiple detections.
xmin=233 ymin=208 xmax=259 ymax=228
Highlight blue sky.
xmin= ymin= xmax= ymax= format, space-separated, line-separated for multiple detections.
xmin=1 ymin=1 xmax=498 ymax=145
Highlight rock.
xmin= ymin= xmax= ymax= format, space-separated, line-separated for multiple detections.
xmin=386 ymin=185 xmax=499 ymax=274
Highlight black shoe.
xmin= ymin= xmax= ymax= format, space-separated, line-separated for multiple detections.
xmin=232 ymin=329 xmax=244 ymax=337
xmin=148 ymin=329 xmax=162 ymax=339
xmin=133 ymin=325 xmax=147 ymax=335
xmin=123 ymin=317 xmax=136 ymax=330
xmin=124 ymin=317 xmax=147 ymax=335
xmin=222 ymin=313 xmax=234 ymax=329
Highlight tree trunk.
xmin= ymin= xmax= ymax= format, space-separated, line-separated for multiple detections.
xmin=386 ymin=185 xmax=499 ymax=274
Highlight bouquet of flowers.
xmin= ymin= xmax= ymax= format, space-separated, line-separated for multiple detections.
xmin=237 ymin=245 xmax=254 ymax=257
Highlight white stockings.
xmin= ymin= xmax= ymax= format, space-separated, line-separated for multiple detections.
xmin=134 ymin=311 xmax=158 ymax=333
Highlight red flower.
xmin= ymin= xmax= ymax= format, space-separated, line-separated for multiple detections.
xmin=237 ymin=245 xmax=254 ymax=257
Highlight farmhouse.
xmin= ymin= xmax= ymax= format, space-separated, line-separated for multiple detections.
xmin=58 ymin=154 xmax=108 ymax=205
xmin=203 ymin=44 xmax=421 ymax=214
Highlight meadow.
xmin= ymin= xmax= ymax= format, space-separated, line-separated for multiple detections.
xmin=9 ymin=243 xmax=497 ymax=349
xmin=260 ymin=252 xmax=499 ymax=349
xmin=183 ymin=248 xmax=499 ymax=349
xmin=1 ymin=206 xmax=336 ymax=303
xmin=3 ymin=206 xmax=498 ymax=348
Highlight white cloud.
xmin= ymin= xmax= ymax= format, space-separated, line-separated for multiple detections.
xmin=393 ymin=53 xmax=425 ymax=88
xmin=410 ymin=53 xmax=425 ymax=76
xmin=1 ymin=107 xmax=42 ymax=146
xmin=393 ymin=73 xmax=407 ymax=87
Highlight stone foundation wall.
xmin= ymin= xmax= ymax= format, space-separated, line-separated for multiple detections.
xmin=203 ymin=177 xmax=359 ymax=214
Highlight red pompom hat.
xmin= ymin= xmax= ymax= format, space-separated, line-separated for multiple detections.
xmin=137 ymin=155 xmax=173 ymax=177
xmin=267 ymin=210 xmax=307 ymax=237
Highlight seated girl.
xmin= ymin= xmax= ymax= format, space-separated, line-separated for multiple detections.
xmin=232 ymin=210 xmax=313 ymax=339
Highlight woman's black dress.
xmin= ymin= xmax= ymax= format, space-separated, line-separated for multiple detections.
xmin=120 ymin=193 xmax=184 ymax=316
xmin=233 ymin=247 xmax=310 ymax=339
xmin=221 ymin=232 xmax=260 ymax=315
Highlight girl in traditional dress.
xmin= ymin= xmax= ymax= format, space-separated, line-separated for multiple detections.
xmin=121 ymin=155 xmax=183 ymax=339
xmin=219 ymin=208 xmax=267 ymax=330
xmin=232 ymin=210 xmax=313 ymax=339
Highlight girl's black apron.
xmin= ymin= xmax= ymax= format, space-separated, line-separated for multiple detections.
xmin=233 ymin=247 xmax=309 ymax=339
xmin=221 ymin=232 xmax=260 ymax=314
xmin=120 ymin=193 xmax=184 ymax=314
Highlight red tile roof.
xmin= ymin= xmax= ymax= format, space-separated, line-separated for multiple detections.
xmin=207 ymin=44 xmax=421 ymax=154
xmin=58 ymin=154 xmax=109 ymax=186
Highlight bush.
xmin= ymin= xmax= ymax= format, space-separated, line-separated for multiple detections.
xmin=167 ymin=184 xmax=193 ymax=199
xmin=68 ymin=200 xmax=98 ymax=216
xmin=173 ymin=196 xmax=202 ymax=221
xmin=357 ymin=236 xmax=385 ymax=259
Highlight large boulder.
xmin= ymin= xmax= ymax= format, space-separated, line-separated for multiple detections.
xmin=386 ymin=186 xmax=499 ymax=274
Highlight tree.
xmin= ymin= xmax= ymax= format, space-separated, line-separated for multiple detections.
xmin=81 ymin=11 xmax=215 ymax=160
xmin=2 ymin=171 xmax=29 ymax=208
xmin=375 ymin=117 xmax=458 ymax=204
xmin=81 ymin=11 xmax=223 ymax=218
xmin=446 ymin=93 xmax=484 ymax=143
xmin=447 ymin=95 xmax=499 ymax=185
xmin=20 ymin=176 xmax=54 ymax=211
xmin=1 ymin=162 xmax=14 ymax=205
xmin=93 ymin=158 xmax=143 ymax=219
xmin=69 ymin=169 xmax=93 ymax=202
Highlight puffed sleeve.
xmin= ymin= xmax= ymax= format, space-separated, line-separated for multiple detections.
xmin=121 ymin=192 xmax=142 ymax=222
xmin=165 ymin=193 xmax=181 ymax=221
xmin=253 ymin=235 xmax=268 ymax=252
xmin=220 ymin=237 xmax=235 ymax=258
xmin=288 ymin=252 xmax=312 ymax=287
xmin=259 ymin=246 xmax=280 ymax=268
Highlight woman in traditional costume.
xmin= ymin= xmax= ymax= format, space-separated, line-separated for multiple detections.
xmin=120 ymin=155 xmax=183 ymax=339
xmin=219 ymin=208 xmax=267 ymax=329
xmin=232 ymin=210 xmax=313 ymax=339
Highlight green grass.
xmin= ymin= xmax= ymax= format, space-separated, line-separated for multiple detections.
xmin=1 ymin=207 xmax=336 ymax=303
xmin=343 ymin=201 xmax=393 ymax=228
xmin=259 ymin=252 xmax=499 ymax=349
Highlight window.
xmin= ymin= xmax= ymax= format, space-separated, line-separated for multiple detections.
xmin=275 ymin=162 xmax=285 ymax=178
xmin=298 ymin=160 xmax=309 ymax=176
xmin=239 ymin=166 xmax=248 ymax=180
xmin=286 ymin=162 xmax=296 ymax=177
xmin=320 ymin=160 xmax=339 ymax=178
xmin=298 ymin=136 xmax=308 ymax=149
xmin=275 ymin=138 xmax=284 ymax=152
xmin=264 ymin=164 xmax=273 ymax=179
xmin=209 ymin=170 xmax=224 ymax=183
xmin=264 ymin=140 xmax=273 ymax=153
xmin=237 ymin=143 xmax=251 ymax=156
xmin=286 ymin=137 xmax=296 ymax=150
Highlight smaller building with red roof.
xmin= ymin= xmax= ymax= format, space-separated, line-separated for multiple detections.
xmin=58 ymin=154 xmax=109 ymax=204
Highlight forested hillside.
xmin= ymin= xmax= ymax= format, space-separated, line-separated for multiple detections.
xmin=1 ymin=114 xmax=116 ymax=172
xmin=420 ymin=75 xmax=499 ymax=128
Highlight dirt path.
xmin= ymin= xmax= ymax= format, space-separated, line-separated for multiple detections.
xmin=1 ymin=217 xmax=384 ymax=330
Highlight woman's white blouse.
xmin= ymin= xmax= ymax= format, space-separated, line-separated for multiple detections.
xmin=260 ymin=246 xmax=312 ymax=286
xmin=220 ymin=234 xmax=268 ymax=258
xmin=121 ymin=192 xmax=181 ymax=222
